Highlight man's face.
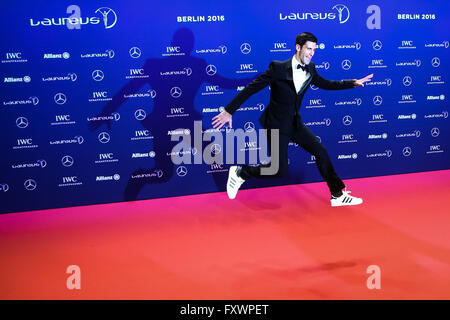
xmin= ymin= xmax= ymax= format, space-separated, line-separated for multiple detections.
xmin=297 ymin=41 xmax=316 ymax=65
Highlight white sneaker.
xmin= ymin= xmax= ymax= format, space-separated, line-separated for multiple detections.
xmin=227 ymin=166 xmax=245 ymax=199
xmin=330 ymin=188 xmax=363 ymax=207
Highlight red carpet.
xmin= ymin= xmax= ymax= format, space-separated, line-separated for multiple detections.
xmin=1 ymin=170 xmax=450 ymax=299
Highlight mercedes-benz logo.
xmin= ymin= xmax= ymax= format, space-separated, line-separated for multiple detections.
xmin=16 ymin=117 xmax=29 ymax=128
xmin=129 ymin=47 xmax=141 ymax=58
xmin=373 ymin=95 xmax=383 ymax=106
xmin=403 ymin=76 xmax=412 ymax=86
xmin=372 ymin=40 xmax=382 ymax=50
xmin=54 ymin=93 xmax=67 ymax=105
xmin=176 ymin=166 xmax=187 ymax=177
xmin=61 ymin=155 xmax=74 ymax=167
xmin=211 ymin=144 xmax=222 ymax=155
xmin=402 ymin=147 xmax=412 ymax=157
xmin=134 ymin=109 xmax=147 ymax=120
xmin=244 ymin=122 xmax=255 ymax=132
xmin=24 ymin=179 xmax=37 ymax=191
xmin=95 ymin=7 xmax=118 ymax=29
xmin=332 ymin=4 xmax=350 ymax=24
xmin=342 ymin=115 xmax=352 ymax=126
xmin=431 ymin=57 xmax=440 ymax=67
xmin=98 ymin=132 xmax=111 ymax=144
xmin=431 ymin=127 xmax=440 ymax=137
xmin=92 ymin=69 xmax=104 ymax=81
xmin=206 ymin=64 xmax=217 ymax=76
xmin=240 ymin=43 xmax=251 ymax=54
xmin=170 ymin=87 xmax=182 ymax=98
xmin=342 ymin=59 xmax=351 ymax=70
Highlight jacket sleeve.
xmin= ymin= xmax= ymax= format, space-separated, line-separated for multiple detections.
xmin=311 ymin=67 xmax=355 ymax=90
xmin=225 ymin=62 xmax=275 ymax=115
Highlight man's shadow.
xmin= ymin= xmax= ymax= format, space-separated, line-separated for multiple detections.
xmin=89 ymin=28 xmax=254 ymax=201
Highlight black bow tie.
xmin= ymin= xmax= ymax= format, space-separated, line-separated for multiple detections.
xmin=297 ymin=64 xmax=307 ymax=72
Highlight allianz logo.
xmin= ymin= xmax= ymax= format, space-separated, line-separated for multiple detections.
xmin=368 ymin=133 xmax=388 ymax=139
xmin=203 ymin=107 xmax=224 ymax=113
xmin=132 ymin=151 xmax=155 ymax=158
xmin=427 ymin=94 xmax=445 ymax=100
xmin=398 ymin=114 xmax=417 ymax=119
xmin=338 ymin=153 xmax=358 ymax=160
xmin=96 ymin=174 xmax=121 ymax=181
xmin=43 ymin=52 xmax=70 ymax=59
xmin=167 ymin=129 xmax=190 ymax=136
xmin=4 ymin=76 xmax=31 ymax=83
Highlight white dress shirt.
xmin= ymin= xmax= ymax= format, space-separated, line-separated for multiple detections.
xmin=292 ymin=55 xmax=310 ymax=94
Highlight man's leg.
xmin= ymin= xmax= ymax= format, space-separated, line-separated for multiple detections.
xmin=290 ymin=123 xmax=345 ymax=196
xmin=290 ymin=123 xmax=362 ymax=206
xmin=240 ymin=129 xmax=290 ymax=179
xmin=226 ymin=129 xmax=289 ymax=199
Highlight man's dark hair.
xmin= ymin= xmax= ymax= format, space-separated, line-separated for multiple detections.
xmin=295 ymin=32 xmax=318 ymax=48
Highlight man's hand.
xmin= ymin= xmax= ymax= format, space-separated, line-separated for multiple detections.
xmin=212 ymin=110 xmax=232 ymax=130
xmin=353 ymin=73 xmax=374 ymax=87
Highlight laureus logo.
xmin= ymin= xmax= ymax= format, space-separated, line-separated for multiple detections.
xmin=279 ymin=4 xmax=350 ymax=24
xmin=29 ymin=7 xmax=117 ymax=29
xmin=95 ymin=7 xmax=118 ymax=29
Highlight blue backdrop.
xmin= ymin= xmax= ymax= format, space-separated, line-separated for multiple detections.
xmin=1 ymin=0 xmax=449 ymax=213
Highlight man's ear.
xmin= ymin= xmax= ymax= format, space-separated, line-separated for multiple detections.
xmin=295 ymin=44 xmax=301 ymax=53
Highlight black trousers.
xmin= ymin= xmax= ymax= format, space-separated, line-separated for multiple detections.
xmin=240 ymin=122 xmax=345 ymax=195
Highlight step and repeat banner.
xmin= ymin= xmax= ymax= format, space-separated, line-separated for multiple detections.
xmin=1 ymin=0 xmax=449 ymax=213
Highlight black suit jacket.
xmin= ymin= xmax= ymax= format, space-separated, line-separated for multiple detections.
xmin=225 ymin=58 xmax=355 ymax=134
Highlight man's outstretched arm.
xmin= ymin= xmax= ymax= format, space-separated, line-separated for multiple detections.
xmin=312 ymin=66 xmax=373 ymax=90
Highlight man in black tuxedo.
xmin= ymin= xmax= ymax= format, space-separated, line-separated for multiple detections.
xmin=212 ymin=32 xmax=373 ymax=206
